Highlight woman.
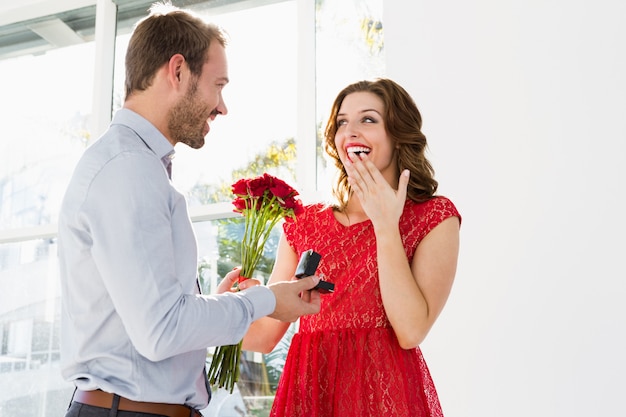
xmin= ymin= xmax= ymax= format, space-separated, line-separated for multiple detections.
xmin=238 ymin=78 xmax=461 ymax=416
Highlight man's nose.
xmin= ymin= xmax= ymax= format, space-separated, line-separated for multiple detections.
xmin=216 ymin=96 xmax=228 ymax=116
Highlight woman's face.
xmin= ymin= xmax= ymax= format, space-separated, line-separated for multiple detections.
xmin=334 ymin=91 xmax=397 ymax=184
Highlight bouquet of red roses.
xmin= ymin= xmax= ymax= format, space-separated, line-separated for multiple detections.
xmin=207 ymin=173 xmax=303 ymax=393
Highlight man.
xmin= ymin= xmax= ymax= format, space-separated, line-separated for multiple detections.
xmin=59 ymin=3 xmax=320 ymax=417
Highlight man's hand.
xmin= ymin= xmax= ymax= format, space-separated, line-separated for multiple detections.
xmin=267 ymin=275 xmax=321 ymax=322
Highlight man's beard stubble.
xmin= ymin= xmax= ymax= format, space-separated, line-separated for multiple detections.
xmin=168 ymin=81 xmax=209 ymax=149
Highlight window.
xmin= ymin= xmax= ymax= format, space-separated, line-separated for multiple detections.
xmin=0 ymin=43 xmax=94 ymax=231
xmin=315 ymin=0 xmax=385 ymax=194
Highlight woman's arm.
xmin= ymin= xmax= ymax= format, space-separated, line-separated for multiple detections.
xmin=376 ymin=215 xmax=460 ymax=349
xmin=344 ymin=152 xmax=460 ymax=349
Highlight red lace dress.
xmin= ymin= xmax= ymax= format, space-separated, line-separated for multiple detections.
xmin=270 ymin=197 xmax=460 ymax=417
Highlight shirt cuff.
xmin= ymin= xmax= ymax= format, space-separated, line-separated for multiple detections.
xmin=239 ymin=285 xmax=276 ymax=321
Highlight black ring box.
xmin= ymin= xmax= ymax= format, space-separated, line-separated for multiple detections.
xmin=295 ymin=249 xmax=334 ymax=293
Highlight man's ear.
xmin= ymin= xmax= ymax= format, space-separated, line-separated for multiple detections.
xmin=167 ymin=53 xmax=186 ymax=88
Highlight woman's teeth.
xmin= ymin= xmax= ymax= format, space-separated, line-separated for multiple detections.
xmin=347 ymin=146 xmax=371 ymax=156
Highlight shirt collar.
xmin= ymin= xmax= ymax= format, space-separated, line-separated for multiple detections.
xmin=111 ymin=108 xmax=175 ymax=167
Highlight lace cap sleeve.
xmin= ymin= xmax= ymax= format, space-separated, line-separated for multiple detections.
xmin=403 ymin=197 xmax=461 ymax=248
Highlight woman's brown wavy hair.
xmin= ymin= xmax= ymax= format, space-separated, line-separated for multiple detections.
xmin=323 ymin=78 xmax=438 ymax=210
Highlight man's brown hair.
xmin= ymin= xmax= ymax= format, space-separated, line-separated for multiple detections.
xmin=124 ymin=2 xmax=227 ymax=99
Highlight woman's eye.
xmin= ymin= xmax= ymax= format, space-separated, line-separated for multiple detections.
xmin=363 ymin=116 xmax=376 ymax=123
xmin=337 ymin=119 xmax=347 ymax=126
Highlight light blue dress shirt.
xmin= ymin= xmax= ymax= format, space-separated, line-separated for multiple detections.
xmin=58 ymin=108 xmax=275 ymax=409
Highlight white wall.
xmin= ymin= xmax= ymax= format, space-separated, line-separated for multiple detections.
xmin=385 ymin=1 xmax=626 ymax=416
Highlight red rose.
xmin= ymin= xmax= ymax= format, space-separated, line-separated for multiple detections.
xmin=282 ymin=196 xmax=303 ymax=214
xmin=231 ymin=178 xmax=249 ymax=196
xmin=232 ymin=197 xmax=247 ymax=212
xmin=269 ymin=176 xmax=296 ymax=200
xmin=247 ymin=175 xmax=270 ymax=198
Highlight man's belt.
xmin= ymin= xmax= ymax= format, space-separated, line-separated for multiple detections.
xmin=73 ymin=389 xmax=201 ymax=417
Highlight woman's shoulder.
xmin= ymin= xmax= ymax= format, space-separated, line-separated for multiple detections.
xmin=298 ymin=202 xmax=330 ymax=218
xmin=285 ymin=202 xmax=331 ymax=227
xmin=406 ymin=196 xmax=461 ymax=224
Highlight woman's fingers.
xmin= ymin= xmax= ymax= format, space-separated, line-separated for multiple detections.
xmin=345 ymin=152 xmax=409 ymax=225
xmin=238 ymin=278 xmax=262 ymax=290
xmin=216 ymin=267 xmax=241 ymax=293
xmin=216 ymin=267 xmax=263 ymax=293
